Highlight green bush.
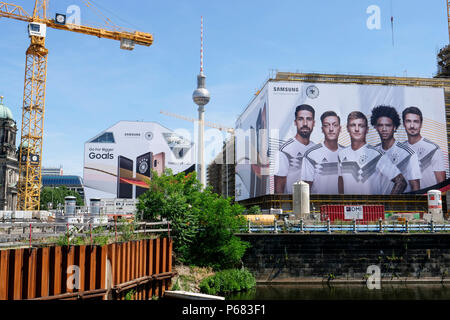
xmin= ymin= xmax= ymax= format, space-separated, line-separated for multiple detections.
xmin=137 ymin=170 xmax=249 ymax=269
xmin=247 ymin=205 xmax=261 ymax=215
xmin=172 ymin=279 xmax=181 ymax=291
xmin=117 ymin=218 xmax=137 ymax=242
xmin=199 ymin=269 xmax=256 ymax=296
xmin=124 ymin=289 xmax=136 ymax=300
xmin=56 ymin=234 xmax=70 ymax=246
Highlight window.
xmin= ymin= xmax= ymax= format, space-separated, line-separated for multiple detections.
xmin=30 ymin=24 xmax=41 ymax=32
xmin=90 ymin=132 xmax=115 ymax=143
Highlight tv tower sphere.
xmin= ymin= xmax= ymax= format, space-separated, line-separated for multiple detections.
xmin=192 ymin=73 xmax=210 ymax=107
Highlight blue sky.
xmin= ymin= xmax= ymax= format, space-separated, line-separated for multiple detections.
xmin=0 ymin=0 xmax=448 ymax=176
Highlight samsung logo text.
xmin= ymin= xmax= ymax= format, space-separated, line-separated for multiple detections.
xmin=273 ymin=87 xmax=299 ymax=92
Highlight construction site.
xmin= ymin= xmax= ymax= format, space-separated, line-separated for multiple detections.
xmin=1 ymin=0 xmax=450 ymax=304
xmin=206 ymin=71 xmax=450 ymax=223
xmin=0 ymin=0 xmax=448 ymax=223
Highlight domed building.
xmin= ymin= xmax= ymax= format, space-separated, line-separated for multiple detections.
xmin=0 ymin=97 xmax=19 ymax=210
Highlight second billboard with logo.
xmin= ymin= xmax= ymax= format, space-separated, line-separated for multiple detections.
xmin=83 ymin=121 xmax=194 ymax=201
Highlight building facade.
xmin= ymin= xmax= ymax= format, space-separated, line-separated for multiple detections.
xmin=42 ymin=166 xmax=63 ymax=176
xmin=234 ymin=72 xmax=450 ymax=216
xmin=0 ymin=98 xmax=19 ymax=210
xmin=41 ymin=175 xmax=85 ymax=201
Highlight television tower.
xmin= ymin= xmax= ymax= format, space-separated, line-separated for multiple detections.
xmin=192 ymin=16 xmax=210 ymax=187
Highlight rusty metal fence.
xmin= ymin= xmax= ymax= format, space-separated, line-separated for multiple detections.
xmin=0 ymin=237 xmax=174 ymax=300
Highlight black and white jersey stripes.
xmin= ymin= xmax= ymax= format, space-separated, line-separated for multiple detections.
xmin=301 ymin=143 xmax=342 ymax=194
xmin=275 ymin=138 xmax=315 ymax=193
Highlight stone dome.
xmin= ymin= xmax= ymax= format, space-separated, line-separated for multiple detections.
xmin=0 ymin=98 xmax=13 ymax=120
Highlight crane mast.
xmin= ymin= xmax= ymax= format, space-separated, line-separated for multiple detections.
xmin=18 ymin=33 xmax=49 ymax=210
xmin=0 ymin=0 xmax=153 ymax=210
xmin=18 ymin=0 xmax=48 ymax=210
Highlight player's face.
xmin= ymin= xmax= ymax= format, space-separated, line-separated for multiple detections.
xmin=347 ymin=118 xmax=367 ymax=142
xmin=295 ymin=110 xmax=315 ymax=138
xmin=403 ymin=113 xmax=422 ymax=137
xmin=322 ymin=116 xmax=341 ymax=141
xmin=375 ymin=116 xmax=395 ymax=142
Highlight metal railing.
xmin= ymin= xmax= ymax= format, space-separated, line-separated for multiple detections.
xmin=244 ymin=219 xmax=450 ymax=234
xmin=0 ymin=221 xmax=171 ymax=248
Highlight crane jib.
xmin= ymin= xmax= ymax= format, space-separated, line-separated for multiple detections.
xmin=1 ymin=0 xmax=153 ymax=210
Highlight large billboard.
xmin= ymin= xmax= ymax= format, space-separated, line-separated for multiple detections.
xmin=235 ymin=80 xmax=449 ymax=201
xmin=84 ymin=121 xmax=194 ymax=201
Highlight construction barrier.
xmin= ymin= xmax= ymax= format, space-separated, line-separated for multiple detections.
xmin=0 ymin=238 xmax=174 ymax=300
xmin=320 ymin=205 xmax=385 ymax=223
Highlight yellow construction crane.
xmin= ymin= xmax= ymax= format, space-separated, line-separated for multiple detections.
xmin=0 ymin=1 xmax=153 ymax=210
xmin=160 ymin=110 xmax=235 ymax=134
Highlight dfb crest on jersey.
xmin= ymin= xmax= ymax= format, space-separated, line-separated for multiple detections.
xmin=390 ymin=152 xmax=399 ymax=164
xmin=359 ymin=154 xmax=368 ymax=165
xmin=417 ymin=147 xmax=426 ymax=158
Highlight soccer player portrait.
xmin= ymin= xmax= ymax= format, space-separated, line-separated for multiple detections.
xmin=275 ymin=104 xmax=316 ymax=194
xmin=370 ymin=105 xmax=421 ymax=192
xmin=302 ymin=111 xmax=343 ymax=194
xmin=338 ymin=111 xmax=407 ymax=195
xmin=402 ymin=106 xmax=446 ymax=188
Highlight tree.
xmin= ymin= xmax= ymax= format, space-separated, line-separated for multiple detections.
xmin=247 ymin=205 xmax=261 ymax=215
xmin=189 ymin=190 xmax=249 ymax=269
xmin=40 ymin=186 xmax=84 ymax=210
xmin=137 ymin=169 xmax=249 ymax=269
xmin=137 ymin=170 xmax=201 ymax=261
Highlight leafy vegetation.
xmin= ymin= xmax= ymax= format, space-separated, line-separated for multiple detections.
xmin=137 ymin=169 xmax=250 ymax=270
xmin=116 ymin=218 xmax=137 ymax=242
xmin=246 ymin=205 xmax=261 ymax=215
xmin=199 ymin=269 xmax=256 ymax=295
xmin=40 ymin=186 xmax=84 ymax=210
xmin=171 ymin=278 xmax=181 ymax=291
xmin=124 ymin=289 xmax=136 ymax=300
xmin=53 ymin=220 xmax=147 ymax=246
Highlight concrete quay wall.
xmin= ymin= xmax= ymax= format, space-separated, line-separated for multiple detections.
xmin=237 ymin=234 xmax=450 ymax=283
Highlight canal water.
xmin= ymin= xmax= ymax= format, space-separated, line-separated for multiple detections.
xmin=226 ymin=283 xmax=450 ymax=300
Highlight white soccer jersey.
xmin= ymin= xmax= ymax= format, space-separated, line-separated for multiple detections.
xmin=404 ymin=137 xmax=446 ymax=189
xmin=375 ymin=141 xmax=422 ymax=193
xmin=338 ymin=144 xmax=401 ymax=195
xmin=301 ymin=143 xmax=342 ymax=194
xmin=276 ymin=138 xmax=315 ymax=194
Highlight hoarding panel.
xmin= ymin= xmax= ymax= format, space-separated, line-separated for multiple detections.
xmin=235 ymin=84 xmax=270 ymax=201
xmin=235 ymin=80 xmax=448 ymax=201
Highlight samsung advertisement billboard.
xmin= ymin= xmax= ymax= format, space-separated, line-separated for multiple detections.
xmin=83 ymin=121 xmax=194 ymax=201
xmin=235 ymin=81 xmax=449 ymax=201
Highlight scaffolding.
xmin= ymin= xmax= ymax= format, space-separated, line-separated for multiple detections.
xmin=206 ymin=136 xmax=235 ymax=198
xmin=436 ymin=45 xmax=450 ymax=78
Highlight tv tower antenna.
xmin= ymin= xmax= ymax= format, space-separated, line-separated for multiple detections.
xmin=200 ymin=15 xmax=204 ymax=73
xmin=192 ymin=16 xmax=210 ymax=187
